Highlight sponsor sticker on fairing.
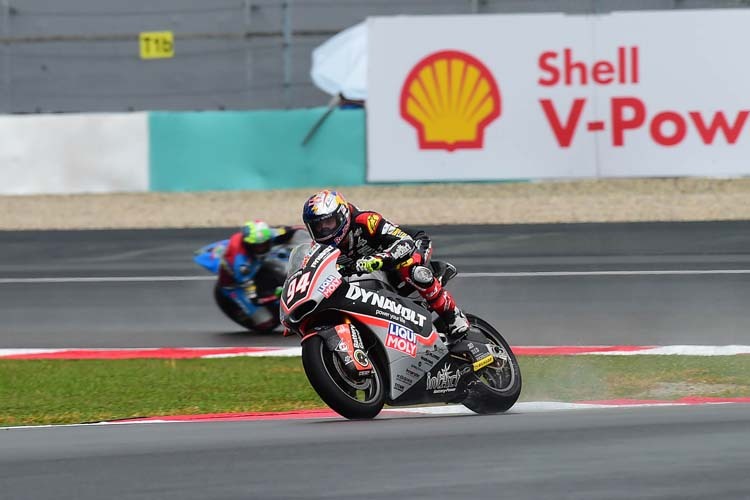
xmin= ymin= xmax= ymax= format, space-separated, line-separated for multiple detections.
xmin=309 ymin=245 xmax=336 ymax=269
xmin=426 ymin=364 xmax=463 ymax=394
xmin=316 ymin=275 xmax=342 ymax=298
xmin=345 ymin=286 xmax=428 ymax=327
xmin=385 ymin=322 xmax=418 ymax=357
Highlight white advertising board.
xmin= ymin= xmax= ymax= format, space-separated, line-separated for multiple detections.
xmin=0 ymin=113 xmax=148 ymax=194
xmin=366 ymin=11 xmax=750 ymax=182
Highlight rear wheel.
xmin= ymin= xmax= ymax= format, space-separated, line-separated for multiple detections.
xmin=301 ymin=335 xmax=385 ymax=419
xmin=461 ymin=314 xmax=522 ymax=414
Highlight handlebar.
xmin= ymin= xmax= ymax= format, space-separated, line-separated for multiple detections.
xmin=335 ymin=255 xmax=360 ymax=277
xmin=336 ymin=265 xmax=363 ymax=278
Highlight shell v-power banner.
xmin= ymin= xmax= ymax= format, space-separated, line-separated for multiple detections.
xmin=366 ymin=10 xmax=750 ymax=182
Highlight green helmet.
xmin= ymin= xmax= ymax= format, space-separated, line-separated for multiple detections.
xmin=241 ymin=219 xmax=273 ymax=255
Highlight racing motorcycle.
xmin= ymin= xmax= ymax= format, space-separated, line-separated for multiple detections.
xmin=194 ymin=233 xmax=309 ymax=332
xmin=280 ymin=243 xmax=522 ymax=419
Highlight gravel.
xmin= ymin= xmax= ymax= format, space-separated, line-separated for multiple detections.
xmin=4 ymin=177 xmax=750 ymax=230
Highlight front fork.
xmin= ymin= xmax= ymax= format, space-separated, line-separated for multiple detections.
xmin=302 ymin=319 xmax=373 ymax=378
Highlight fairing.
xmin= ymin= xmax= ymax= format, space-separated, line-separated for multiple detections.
xmin=282 ymin=243 xmax=470 ymax=404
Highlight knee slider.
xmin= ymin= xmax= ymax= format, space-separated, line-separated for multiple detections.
xmin=410 ymin=265 xmax=435 ymax=288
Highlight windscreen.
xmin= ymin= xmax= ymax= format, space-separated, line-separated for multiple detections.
xmin=287 ymin=243 xmax=315 ymax=277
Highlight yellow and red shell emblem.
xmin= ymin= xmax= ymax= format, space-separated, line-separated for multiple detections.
xmin=400 ymin=50 xmax=501 ymax=151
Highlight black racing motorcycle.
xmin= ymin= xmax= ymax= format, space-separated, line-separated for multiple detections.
xmin=280 ymin=243 xmax=522 ymax=419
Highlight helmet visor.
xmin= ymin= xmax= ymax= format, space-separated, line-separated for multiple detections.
xmin=247 ymin=241 xmax=271 ymax=255
xmin=307 ymin=212 xmax=346 ymax=242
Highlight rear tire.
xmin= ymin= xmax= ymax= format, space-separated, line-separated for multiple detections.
xmin=301 ymin=335 xmax=385 ymax=419
xmin=461 ymin=314 xmax=522 ymax=414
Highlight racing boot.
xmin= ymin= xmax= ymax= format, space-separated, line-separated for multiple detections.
xmin=441 ymin=306 xmax=470 ymax=342
xmin=426 ymin=286 xmax=470 ymax=343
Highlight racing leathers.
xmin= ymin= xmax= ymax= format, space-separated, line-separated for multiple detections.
xmin=340 ymin=205 xmax=470 ymax=338
xmin=218 ymin=225 xmax=300 ymax=316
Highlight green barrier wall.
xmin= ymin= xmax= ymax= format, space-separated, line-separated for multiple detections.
xmin=149 ymin=108 xmax=365 ymax=191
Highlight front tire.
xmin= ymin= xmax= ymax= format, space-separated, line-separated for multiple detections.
xmin=301 ymin=335 xmax=386 ymax=419
xmin=213 ymin=283 xmax=278 ymax=332
xmin=461 ymin=314 xmax=522 ymax=414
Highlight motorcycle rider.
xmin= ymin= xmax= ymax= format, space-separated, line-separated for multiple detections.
xmin=302 ymin=190 xmax=470 ymax=339
xmin=218 ymin=219 xmax=303 ymax=312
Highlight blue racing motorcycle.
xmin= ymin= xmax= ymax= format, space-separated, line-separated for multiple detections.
xmin=194 ymin=233 xmax=309 ymax=332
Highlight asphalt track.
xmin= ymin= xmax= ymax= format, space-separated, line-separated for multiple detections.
xmin=2 ymin=221 xmax=750 ymax=347
xmin=3 ymin=222 xmax=750 ymax=499
xmin=3 ymin=404 xmax=750 ymax=499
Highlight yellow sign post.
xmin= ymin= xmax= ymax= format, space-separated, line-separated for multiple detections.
xmin=139 ymin=31 xmax=174 ymax=59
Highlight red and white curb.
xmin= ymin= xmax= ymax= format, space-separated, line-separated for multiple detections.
xmin=0 ymin=347 xmax=302 ymax=360
xmin=4 ymin=398 xmax=750 ymax=430
xmin=2 ymin=345 xmax=750 ymax=360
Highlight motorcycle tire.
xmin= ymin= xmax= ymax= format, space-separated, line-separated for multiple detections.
xmin=461 ymin=314 xmax=522 ymax=414
xmin=212 ymin=283 xmax=276 ymax=332
xmin=301 ymin=335 xmax=386 ymax=419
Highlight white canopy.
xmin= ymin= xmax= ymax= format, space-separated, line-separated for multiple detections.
xmin=310 ymin=21 xmax=367 ymax=101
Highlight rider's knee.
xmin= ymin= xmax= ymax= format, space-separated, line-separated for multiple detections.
xmin=409 ymin=265 xmax=435 ymax=289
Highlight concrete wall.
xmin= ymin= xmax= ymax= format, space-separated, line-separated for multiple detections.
xmin=149 ymin=107 xmax=365 ymax=191
xmin=0 ymin=107 xmax=364 ymax=194
xmin=0 ymin=112 xmax=148 ymax=194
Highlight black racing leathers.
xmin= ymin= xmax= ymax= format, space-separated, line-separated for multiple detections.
xmin=339 ymin=205 xmax=430 ymax=270
xmin=337 ymin=204 xmax=467 ymax=335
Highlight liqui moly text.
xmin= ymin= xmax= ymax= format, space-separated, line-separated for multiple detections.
xmin=385 ymin=323 xmax=418 ymax=357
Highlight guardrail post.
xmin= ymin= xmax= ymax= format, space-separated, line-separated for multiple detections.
xmin=282 ymin=0 xmax=293 ymax=108
xmin=1 ymin=0 xmax=9 ymax=113
xmin=244 ymin=0 xmax=253 ymax=108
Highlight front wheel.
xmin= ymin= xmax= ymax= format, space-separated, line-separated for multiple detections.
xmin=213 ymin=284 xmax=277 ymax=332
xmin=461 ymin=314 xmax=522 ymax=414
xmin=301 ymin=335 xmax=386 ymax=419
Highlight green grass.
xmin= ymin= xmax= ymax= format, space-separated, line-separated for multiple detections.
xmin=520 ymin=356 xmax=750 ymax=402
xmin=0 ymin=358 xmax=322 ymax=427
xmin=1 ymin=356 xmax=749 ymax=427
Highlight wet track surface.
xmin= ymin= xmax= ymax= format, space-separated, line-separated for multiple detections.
xmin=2 ymin=221 xmax=750 ymax=498
xmin=2 ymin=221 xmax=750 ymax=347
xmin=3 ymin=404 xmax=750 ymax=500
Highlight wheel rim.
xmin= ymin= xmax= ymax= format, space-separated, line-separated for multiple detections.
xmin=318 ymin=342 xmax=383 ymax=404
xmin=470 ymin=322 xmax=517 ymax=393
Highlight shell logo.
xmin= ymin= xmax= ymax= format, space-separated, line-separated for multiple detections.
xmin=400 ymin=50 xmax=501 ymax=151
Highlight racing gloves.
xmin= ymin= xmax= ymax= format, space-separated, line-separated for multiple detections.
xmin=355 ymin=254 xmax=385 ymax=273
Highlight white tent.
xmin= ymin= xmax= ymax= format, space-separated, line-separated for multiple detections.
xmin=310 ymin=21 xmax=367 ymax=101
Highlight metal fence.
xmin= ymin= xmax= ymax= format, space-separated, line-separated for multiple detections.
xmin=1 ymin=0 xmax=748 ymax=113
